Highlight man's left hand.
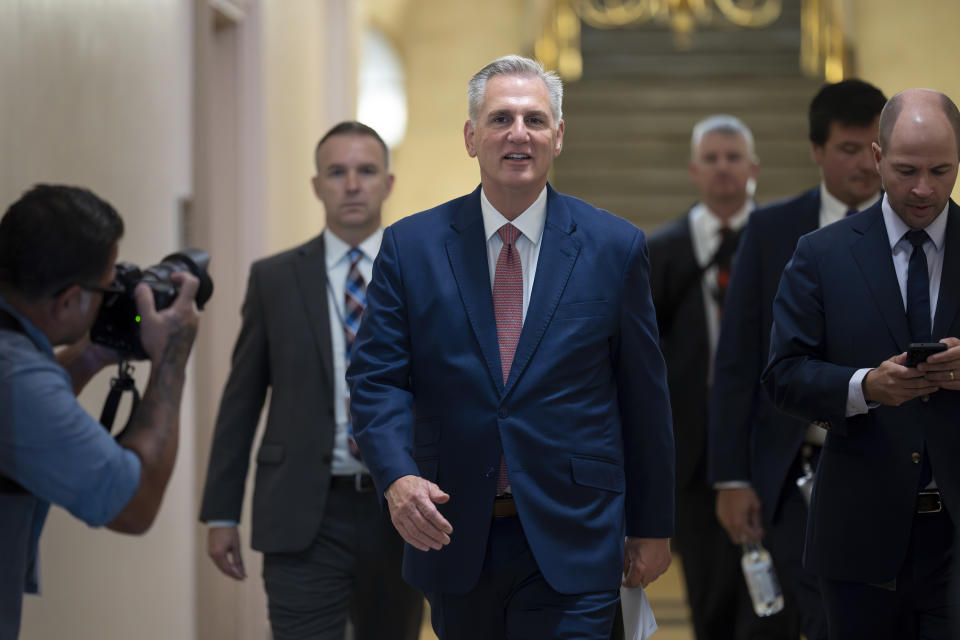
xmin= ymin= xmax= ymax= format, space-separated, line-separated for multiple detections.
xmin=622 ymin=537 xmax=671 ymax=588
xmin=919 ymin=337 xmax=960 ymax=390
xmin=57 ymin=334 xmax=120 ymax=394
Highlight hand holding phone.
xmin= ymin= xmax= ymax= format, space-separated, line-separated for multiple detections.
xmin=905 ymin=342 xmax=948 ymax=368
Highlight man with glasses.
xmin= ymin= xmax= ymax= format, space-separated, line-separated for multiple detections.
xmin=0 ymin=184 xmax=201 ymax=639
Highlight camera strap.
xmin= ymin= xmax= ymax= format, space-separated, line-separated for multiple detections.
xmin=99 ymin=361 xmax=140 ymax=435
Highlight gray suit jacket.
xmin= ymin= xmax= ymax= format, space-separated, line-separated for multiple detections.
xmin=199 ymin=234 xmax=338 ymax=553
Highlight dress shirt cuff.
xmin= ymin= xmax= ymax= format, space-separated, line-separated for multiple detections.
xmin=713 ymin=481 xmax=751 ymax=490
xmin=206 ymin=520 xmax=238 ymax=528
xmin=845 ymin=368 xmax=878 ymax=416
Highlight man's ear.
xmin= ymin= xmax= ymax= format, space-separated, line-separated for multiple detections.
xmin=810 ymin=141 xmax=825 ymax=167
xmin=464 ymin=120 xmax=477 ymax=158
xmin=51 ymin=284 xmax=83 ymax=322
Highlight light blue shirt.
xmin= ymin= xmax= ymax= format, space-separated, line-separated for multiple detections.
xmin=0 ymin=294 xmax=139 ymax=623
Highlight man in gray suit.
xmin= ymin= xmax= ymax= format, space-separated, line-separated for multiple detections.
xmin=199 ymin=121 xmax=423 ymax=640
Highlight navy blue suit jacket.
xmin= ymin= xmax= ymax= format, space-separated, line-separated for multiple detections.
xmin=708 ymin=189 xmax=820 ymax=522
xmin=646 ymin=211 xmax=711 ymax=491
xmin=763 ymin=199 xmax=960 ymax=583
xmin=348 ymin=185 xmax=675 ymax=595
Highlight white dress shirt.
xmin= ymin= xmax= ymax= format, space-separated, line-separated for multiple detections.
xmin=480 ymin=187 xmax=548 ymax=320
xmin=325 ymin=228 xmax=383 ymax=476
xmin=819 ymin=181 xmax=880 ymax=228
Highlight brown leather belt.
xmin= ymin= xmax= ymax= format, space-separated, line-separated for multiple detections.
xmin=330 ymin=473 xmax=374 ymax=492
xmin=493 ymin=496 xmax=517 ymax=518
xmin=917 ymin=491 xmax=942 ymax=514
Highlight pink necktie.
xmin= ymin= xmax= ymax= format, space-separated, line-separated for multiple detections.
xmin=493 ymin=223 xmax=522 ymax=494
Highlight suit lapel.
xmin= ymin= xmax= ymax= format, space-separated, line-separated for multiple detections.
xmin=294 ymin=234 xmax=335 ymax=385
xmin=504 ymin=186 xmax=580 ymax=396
xmin=850 ymin=206 xmax=911 ymax=352
xmin=933 ymin=200 xmax=960 ymax=338
xmin=445 ymin=188 xmax=504 ymax=391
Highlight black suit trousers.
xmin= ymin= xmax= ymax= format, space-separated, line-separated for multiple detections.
xmin=262 ymin=483 xmax=423 ymax=640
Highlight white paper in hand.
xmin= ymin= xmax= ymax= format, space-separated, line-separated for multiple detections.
xmin=620 ymin=582 xmax=658 ymax=640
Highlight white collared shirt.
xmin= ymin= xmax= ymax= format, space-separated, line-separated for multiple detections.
xmin=480 ymin=187 xmax=548 ymax=321
xmin=325 ymin=228 xmax=383 ymax=476
xmin=819 ymin=182 xmax=880 ymax=228
xmin=688 ymin=200 xmax=753 ymax=359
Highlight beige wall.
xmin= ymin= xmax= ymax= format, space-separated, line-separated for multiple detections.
xmin=850 ymin=0 xmax=960 ymax=198
xmin=376 ymin=0 xmax=533 ymax=224
xmin=1 ymin=1 xmax=196 ymax=638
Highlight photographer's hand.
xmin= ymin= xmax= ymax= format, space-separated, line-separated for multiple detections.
xmin=56 ymin=334 xmax=120 ymax=395
xmin=136 ymin=271 xmax=201 ymax=364
xmin=107 ymin=272 xmax=202 ymax=534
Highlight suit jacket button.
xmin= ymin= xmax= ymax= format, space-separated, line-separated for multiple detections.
xmin=912 ymin=452 xmax=921 ymax=464
xmin=484 ymin=467 xmax=495 ymax=478
xmin=497 ymin=408 xmax=508 ymax=419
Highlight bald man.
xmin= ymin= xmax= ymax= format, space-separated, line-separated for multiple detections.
xmin=763 ymin=88 xmax=960 ymax=638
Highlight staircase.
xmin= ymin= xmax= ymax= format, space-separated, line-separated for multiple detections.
xmin=552 ymin=0 xmax=823 ymax=231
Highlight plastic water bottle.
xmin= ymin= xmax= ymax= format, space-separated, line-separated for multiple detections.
xmin=741 ymin=542 xmax=785 ymax=617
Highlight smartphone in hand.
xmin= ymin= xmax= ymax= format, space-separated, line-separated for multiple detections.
xmin=905 ymin=342 xmax=947 ymax=367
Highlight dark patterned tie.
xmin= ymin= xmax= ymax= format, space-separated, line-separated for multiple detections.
xmin=906 ymin=230 xmax=932 ymax=343
xmin=714 ymin=225 xmax=736 ymax=318
xmin=344 ymin=248 xmax=366 ymax=458
xmin=493 ymin=224 xmax=522 ymax=494
xmin=906 ymin=229 xmax=933 ymax=488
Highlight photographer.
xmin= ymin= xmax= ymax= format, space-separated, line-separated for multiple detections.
xmin=0 ymin=184 xmax=200 ymax=639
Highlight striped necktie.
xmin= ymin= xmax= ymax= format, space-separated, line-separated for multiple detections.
xmin=344 ymin=247 xmax=366 ymax=363
xmin=344 ymin=248 xmax=365 ymax=459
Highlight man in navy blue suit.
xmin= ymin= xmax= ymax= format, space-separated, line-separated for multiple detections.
xmin=348 ymin=55 xmax=675 ymax=639
xmin=764 ymin=88 xmax=960 ymax=638
xmin=708 ymin=80 xmax=886 ymax=640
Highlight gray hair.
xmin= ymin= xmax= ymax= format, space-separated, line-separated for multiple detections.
xmin=690 ymin=114 xmax=757 ymax=161
xmin=467 ymin=55 xmax=563 ymax=126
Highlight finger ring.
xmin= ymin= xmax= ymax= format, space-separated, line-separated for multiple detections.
xmin=950 ymin=371 xmax=955 ymax=381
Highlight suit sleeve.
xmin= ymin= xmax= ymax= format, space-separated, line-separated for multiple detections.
xmin=617 ymin=230 xmax=675 ymax=538
xmin=708 ymin=220 xmax=762 ymax=483
xmin=347 ymin=225 xmax=420 ymax=497
xmin=198 ymin=265 xmax=271 ymax=523
xmin=761 ymin=235 xmax=856 ymax=433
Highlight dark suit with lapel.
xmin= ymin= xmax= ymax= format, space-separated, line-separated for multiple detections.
xmin=199 ymin=234 xmax=421 ymax=639
xmin=349 ymin=185 xmax=674 ymax=603
xmin=763 ymin=200 xmax=960 ymax=635
xmin=709 ymin=188 xmax=825 ymax=639
xmin=649 ymin=210 xmax=796 ymax=640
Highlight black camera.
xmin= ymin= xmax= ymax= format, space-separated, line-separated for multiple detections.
xmin=90 ymin=249 xmax=213 ymax=359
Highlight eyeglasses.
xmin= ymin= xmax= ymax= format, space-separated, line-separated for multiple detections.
xmin=53 ymin=281 xmax=126 ymax=299
xmin=79 ymin=282 xmax=126 ymax=296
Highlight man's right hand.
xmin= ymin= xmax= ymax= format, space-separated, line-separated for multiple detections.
xmin=208 ymin=526 xmax=246 ymax=580
xmin=863 ymin=353 xmax=940 ymax=406
xmin=716 ymin=486 xmax=764 ymax=545
xmin=384 ymin=475 xmax=453 ymax=552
